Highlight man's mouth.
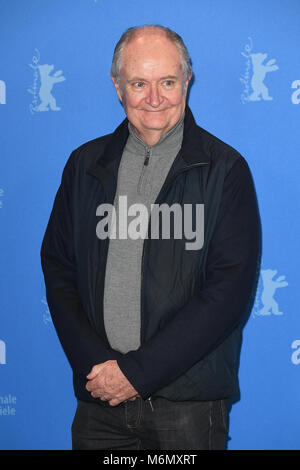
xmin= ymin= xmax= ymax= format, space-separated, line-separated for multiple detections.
xmin=142 ymin=108 xmax=166 ymax=113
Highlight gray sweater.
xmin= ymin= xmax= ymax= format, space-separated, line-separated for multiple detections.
xmin=103 ymin=116 xmax=184 ymax=353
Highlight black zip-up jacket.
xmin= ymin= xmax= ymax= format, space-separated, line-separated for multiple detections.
xmin=41 ymin=106 xmax=261 ymax=404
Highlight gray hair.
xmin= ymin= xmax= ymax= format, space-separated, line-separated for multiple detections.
xmin=110 ymin=25 xmax=193 ymax=85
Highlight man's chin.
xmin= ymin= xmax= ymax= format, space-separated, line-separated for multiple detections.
xmin=138 ymin=113 xmax=173 ymax=131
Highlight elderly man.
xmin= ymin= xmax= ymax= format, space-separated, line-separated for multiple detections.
xmin=41 ymin=25 xmax=261 ymax=450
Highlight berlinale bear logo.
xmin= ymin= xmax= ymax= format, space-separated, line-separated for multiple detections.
xmin=248 ymin=52 xmax=279 ymax=101
xmin=240 ymin=38 xmax=279 ymax=103
xmin=35 ymin=64 xmax=66 ymax=111
xmin=28 ymin=49 xmax=66 ymax=113
xmin=253 ymin=268 xmax=288 ymax=316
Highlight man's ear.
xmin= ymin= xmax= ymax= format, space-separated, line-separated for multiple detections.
xmin=111 ymin=76 xmax=123 ymax=103
xmin=184 ymin=72 xmax=193 ymax=91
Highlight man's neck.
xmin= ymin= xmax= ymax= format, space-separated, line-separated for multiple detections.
xmin=130 ymin=115 xmax=185 ymax=148
xmin=132 ymin=128 xmax=168 ymax=147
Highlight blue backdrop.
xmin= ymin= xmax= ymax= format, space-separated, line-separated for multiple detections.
xmin=1 ymin=0 xmax=299 ymax=450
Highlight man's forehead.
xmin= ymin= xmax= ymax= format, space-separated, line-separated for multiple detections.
xmin=123 ymin=62 xmax=183 ymax=82
xmin=123 ymin=30 xmax=180 ymax=57
xmin=121 ymin=34 xmax=182 ymax=73
xmin=128 ymin=27 xmax=170 ymax=43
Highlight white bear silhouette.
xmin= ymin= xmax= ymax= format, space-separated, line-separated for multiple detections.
xmin=258 ymin=269 xmax=288 ymax=315
xmin=36 ymin=64 xmax=65 ymax=111
xmin=249 ymin=53 xmax=278 ymax=101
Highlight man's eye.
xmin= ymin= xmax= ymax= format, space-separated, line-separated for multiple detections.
xmin=134 ymin=82 xmax=144 ymax=88
xmin=163 ymin=80 xmax=174 ymax=87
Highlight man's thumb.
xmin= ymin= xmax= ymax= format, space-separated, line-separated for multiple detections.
xmin=86 ymin=364 xmax=102 ymax=380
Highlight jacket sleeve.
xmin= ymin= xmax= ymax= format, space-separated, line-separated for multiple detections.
xmin=116 ymin=156 xmax=262 ymax=398
xmin=41 ymin=150 xmax=122 ymax=376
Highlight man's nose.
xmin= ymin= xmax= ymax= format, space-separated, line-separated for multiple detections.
xmin=146 ymin=84 xmax=163 ymax=108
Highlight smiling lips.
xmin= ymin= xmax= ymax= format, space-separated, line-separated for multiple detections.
xmin=140 ymin=108 xmax=167 ymax=112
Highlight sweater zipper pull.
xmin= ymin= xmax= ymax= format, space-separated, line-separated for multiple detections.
xmin=144 ymin=147 xmax=151 ymax=166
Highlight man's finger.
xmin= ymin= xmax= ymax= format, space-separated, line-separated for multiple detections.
xmin=86 ymin=376 xmax=104 ymax=392
xmin=90 ymin=388 xmax=107 ymax=399
xmin=86 ymin=363 xmax=105 ymax=380
xmin=108 ymin=398 xmax=121 ymax=407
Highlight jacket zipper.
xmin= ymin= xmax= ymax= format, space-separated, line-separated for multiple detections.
xmin=140 ymin=161 xmax=209 ymax=404
xmin=140 ymin=161 xmax=209 ymax=343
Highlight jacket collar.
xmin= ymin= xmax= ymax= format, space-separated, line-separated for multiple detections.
xmin=180 ymin=105 xmax=211 ymax=164
xmin=87 ymin=105 xmax=210 ymax=191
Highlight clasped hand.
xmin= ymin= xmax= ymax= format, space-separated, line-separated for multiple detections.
xmin=85 ymin=360 xmax=139 ymax=406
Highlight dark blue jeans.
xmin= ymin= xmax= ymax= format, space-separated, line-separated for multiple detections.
xmin=71 ymin=397 xmax=229 ymax=450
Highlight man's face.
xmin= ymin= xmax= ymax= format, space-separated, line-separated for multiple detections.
xmin=112 ymin=30 xmax=191 ymax=144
